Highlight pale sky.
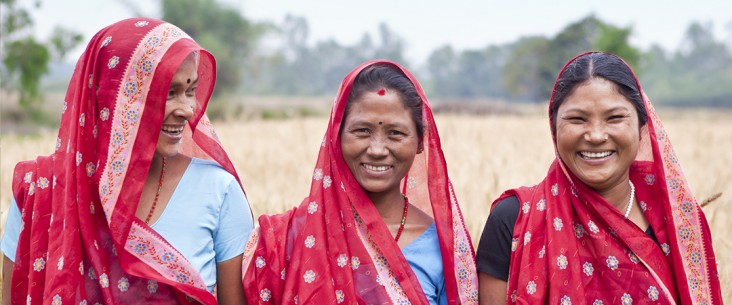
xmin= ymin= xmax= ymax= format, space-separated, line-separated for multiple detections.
xmin=25 ymin=0 xmax=732 ymax=64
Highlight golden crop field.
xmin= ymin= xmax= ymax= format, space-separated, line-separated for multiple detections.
xmin=1 ymin=109 xmax=730 ymax=301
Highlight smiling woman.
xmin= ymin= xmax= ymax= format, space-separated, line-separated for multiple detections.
xmin=340 ymin=89 xmax=421 ymax=203
xmin=476 ymin=52 xmax=722 ymax=304
xmin=153 ymin=53 xmax=198 ymax=158
xmin=555 ymin=78 xmax=641 ymax=203
xmin=241 ymin=61 xmax=478 ymax=304
xmin=0 ymin=18 xmax=252 ymax=305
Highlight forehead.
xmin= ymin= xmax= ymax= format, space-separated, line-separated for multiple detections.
xmin=559 ymin=78 xmax=632 ymax=111
xmin=345 ymin=91 xmax=411 ymax=121
xmin=172 ymin=54 xmax=198 ymax=79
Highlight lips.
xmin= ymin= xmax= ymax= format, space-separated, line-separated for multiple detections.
xmin=579 ymin=151 xmax=614 ymax=159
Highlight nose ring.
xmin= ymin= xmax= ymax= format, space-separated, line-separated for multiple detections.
xmin=603 ymin=135 xmax=609 ymax=142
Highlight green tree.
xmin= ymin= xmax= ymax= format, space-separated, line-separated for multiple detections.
xmin=426 ymin=45 xmax=458 ymax=96
xmin=594 ymin=23 xmax=640 ymax=66
xmin=373 ymin=23 xmax=407 ymax=64
xmin=1 ymin=0 xmax=82 ymax=121
xmin=245 ymin=16 xmax=408 ymax=96
xmin=643 ymin=22 xmax=732 ymax=106
xmin=503 ymin=15 xmax=641 ymax=102
xmin=502 ymin=36 xmax=551 ymax=101
xmin=161 ymin=0 xmax=266 ymax=97
xmin=3 ymin=37 xmax=50 ymax=116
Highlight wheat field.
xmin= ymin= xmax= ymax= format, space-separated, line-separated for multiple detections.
xmin=1 ymin=109 xmax=730 ymax=301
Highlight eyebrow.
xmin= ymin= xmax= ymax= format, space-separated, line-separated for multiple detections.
xmin=561 ymin=105 xmax=631 ymax=115
xmin=348 ymin=119 xmax=410 ymax=129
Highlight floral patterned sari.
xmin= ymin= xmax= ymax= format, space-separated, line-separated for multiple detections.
xmin=10 ymin=18 xmax=241 ymax=305
xmin=241 ymin=60 xmax=478 ymax=304
xmin=499 ymin=52 xmax=722 ymax=304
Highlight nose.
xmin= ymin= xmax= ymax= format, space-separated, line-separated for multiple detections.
xmin=173 ymin=96 xmax=196 ymax=119
xmin=584 ymin=122 xmax=607 ymax=143
xmin=366 ymin=136 xmax=389 ymax=158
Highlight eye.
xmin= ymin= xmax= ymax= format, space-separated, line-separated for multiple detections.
xmin=608 ymin=114 xmax=628 ymax=122
xmin=185 ymin=86 xmax=197 ymax=97
xmin=352 ymin=128 xmax=370 ymax=136
xmin=564 ymin=116 xmax=586 ymax=123
xmin=388 ymin=130 xmax=406 ymax=137
xmin=167 ymin=89 xmax=176 ymax=99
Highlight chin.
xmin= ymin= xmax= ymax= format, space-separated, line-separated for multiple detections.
xmin=362 ymin=185 xmax=399 ymax=197
xmin=577 ymin=176 xmax=612 ymax=190
xmin=355 ymin=181 xmax=381 ymax=191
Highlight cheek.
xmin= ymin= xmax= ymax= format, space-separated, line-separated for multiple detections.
xmin=625 ymin=130 xmax=641 ymax=154
xmin=555 ymin=125 xmax=580 ymax=149
xmin=398 ymin=141 xmax=420 ymax=163
xmin=611 ymin=123 xmax=640 ymax=147
xmin=163 ymin=102 xmax=174 ymax=116
xmin=186 ymin=96 xmax=197 ymax=111
xmin=555 ymin=138 xmax=573 ymax=161
xmin=339 ymin=136 xmax=358 ymax=161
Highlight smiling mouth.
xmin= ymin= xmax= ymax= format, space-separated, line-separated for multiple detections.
xmin=579 ymin=151 xmax=614 ymax=159
xmin=161 ymin=125 xmax=184 ymax=136
xmin=362 ymin=164 xmax=392 ymax=172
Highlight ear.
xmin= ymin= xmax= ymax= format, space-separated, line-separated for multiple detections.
xmin=416 ymin=140 xmax=424 ymax=154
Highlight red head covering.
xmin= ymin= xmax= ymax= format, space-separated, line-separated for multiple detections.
xmin=241 ymin=60 xmax=478 ymax=304
xmin=498 ymin=52 xmax=722 ymax=304
xmin=10 ymin=18 xmax=242 ymax=304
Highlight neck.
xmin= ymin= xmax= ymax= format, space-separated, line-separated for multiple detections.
xmin=369 ymin=190 xmax=406 ymax=222
xmin=149 ymin=155 xmax=165 ymax=174
xmin=150 ymin=153 xmax=180 ymax=176
xmin=597 ymin=178 xmax=632 ymax=212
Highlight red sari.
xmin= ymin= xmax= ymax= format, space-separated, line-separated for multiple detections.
xmin=10 ymin=18 xmax=242 ymax=305
xmin=499 ymin=52 xmax=722 ymax=304
xmin=241 ymin=60 xmax=478 ymax=304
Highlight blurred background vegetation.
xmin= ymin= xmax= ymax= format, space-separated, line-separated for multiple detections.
xmin=2 ymin=0 xmax=732 ymax=129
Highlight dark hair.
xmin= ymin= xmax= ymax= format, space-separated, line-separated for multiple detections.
xmin=345 ymin=63 xmax=425 ymax=141
xmin=550 ymin=53 xmax=647 ymax=135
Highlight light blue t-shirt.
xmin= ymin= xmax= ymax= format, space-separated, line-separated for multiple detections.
xmin=1 ymin=158 xmax=253 ymax=292
xmin=403 ymin=223 xmax=448 ymax=305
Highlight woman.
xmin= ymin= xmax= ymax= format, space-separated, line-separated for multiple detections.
xmin=241 ymin=61 xmax=478 ymax=304
xmin=0 ymin=18 xmax=252 ymax=304
xmin=476 ymin=52 xmax=722 ymax=304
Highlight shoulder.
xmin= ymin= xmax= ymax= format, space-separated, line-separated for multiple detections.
xmin=180 ymin=158 xmax=241 ymax=199
xmin=476 ymin=195 xmax=519 ymax=280
xmin=187 ymin=158 xmax=236 ymax=182
xmin=478 ymin=195 xmax=520 ymax=245
xmin=489 ymin=195 xmax=520 ymax=226
xmin=403 ymin=222 xmax=440 ymax=255
xmin=188 ymin=157 xmax=226 ymax=171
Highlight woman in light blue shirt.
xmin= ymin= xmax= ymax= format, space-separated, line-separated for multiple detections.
xmin=1 ymin=18 xmax=252 ymax=305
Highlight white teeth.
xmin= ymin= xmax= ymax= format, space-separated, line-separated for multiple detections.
xmin=161 ymin=126 xmax=184 ymax=134
xmin=363 ymin=164 xmax=391 ymax=171
xmin=580 ymin=151 xmax=612 ymax=159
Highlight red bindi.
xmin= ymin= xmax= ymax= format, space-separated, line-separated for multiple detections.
xmin=377 ymin=89 xmax=386 ymax=96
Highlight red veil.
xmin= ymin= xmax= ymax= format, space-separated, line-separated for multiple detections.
xmin=498 ymin=52 xmax=722 ymax=304
xmin=241 ymin=60 xmax=478 ymax=304
xmin=10 ymin=18 xmax=242 ymax=304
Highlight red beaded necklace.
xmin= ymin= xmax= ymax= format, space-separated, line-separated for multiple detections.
xmin=144 ymin=157 xmax=166 ymax=224
xmin=394 ymin=195 xmax=409 ymax=242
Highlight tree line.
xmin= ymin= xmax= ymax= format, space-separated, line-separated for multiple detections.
xmin=3 ymin=0 xmax=732 ymax=123
xmin=247 ymin=14 xmax=732 ymax=107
